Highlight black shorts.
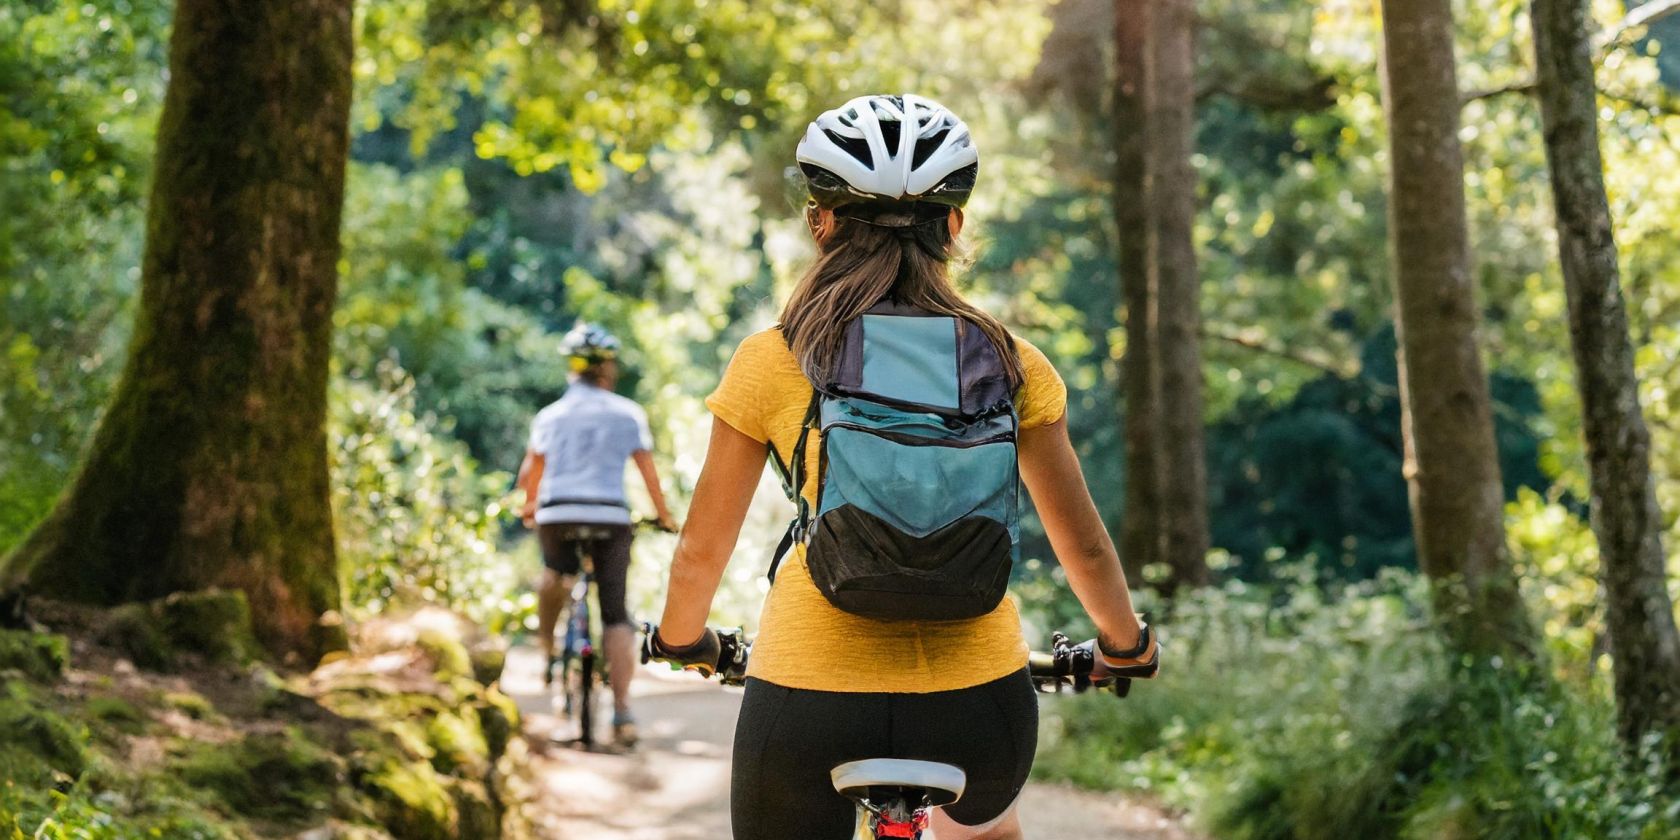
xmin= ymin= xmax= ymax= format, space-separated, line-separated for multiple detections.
xmin=537 ymin=522 xmax=633 ymax=627
xmin=730 ymin=669 xmax=1038 ymax=839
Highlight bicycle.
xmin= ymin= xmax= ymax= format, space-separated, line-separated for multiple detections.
xmin=643 ymin=626 xmax=1150 ymax=839
xmin=546 ymin=518 xmax=674 ymax=750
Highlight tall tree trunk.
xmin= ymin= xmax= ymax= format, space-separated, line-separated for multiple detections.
xmin=1115 ymin=0 xmax=1160 ymax=584
xmin=1 ymin=0 xmax=354 ymax=660
xmin=1148 ymin=0 xmax=1211 ymax=592
xmin=1377 ymin=0 xmax=1533 ymax=657
xmin=1532 ymin=0 xmax=1680 ymax=751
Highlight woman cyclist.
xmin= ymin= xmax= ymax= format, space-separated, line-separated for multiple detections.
xmin=646 ymin=94 xmax=1159 ymax=840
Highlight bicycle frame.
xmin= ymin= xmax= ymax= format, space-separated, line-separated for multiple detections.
xmin=556 ymin=554 xmax=599 ymax=747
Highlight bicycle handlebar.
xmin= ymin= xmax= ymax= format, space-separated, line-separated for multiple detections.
xmin=1027 ymin=631 xmax=1133 ymax=697
xmin=666 ymin=628 xmax=1138 ymax=697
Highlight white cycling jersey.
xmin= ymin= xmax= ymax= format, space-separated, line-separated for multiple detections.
xmin=527 ymin=380 xmax=652 ymax=525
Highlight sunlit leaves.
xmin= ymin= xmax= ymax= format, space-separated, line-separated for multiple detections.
xmin=0 ymin=0 xmax=168 ymax=551
xmin=331 ymin=365 xmax=522 ymax=631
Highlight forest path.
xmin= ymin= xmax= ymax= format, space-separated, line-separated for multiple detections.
xmin=500 ymin=644 xmax=1199 ymax=839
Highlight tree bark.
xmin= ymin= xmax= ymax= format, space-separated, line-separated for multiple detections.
xmin=1377 ymin=0 xmax=1534 ymax=657
xmin=1533 ymin=0 xmax=1680 ymax=751
xmin=1115 ymin=0 xmax=1160 ymax=584
xmin=1 ymin=0 xmax=354 ymax=660
xmin=1148 ymin=0 xmax=1211 ymax=592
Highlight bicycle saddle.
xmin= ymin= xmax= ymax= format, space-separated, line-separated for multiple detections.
xmin=830 ymin=759 xmax=967 ymax=808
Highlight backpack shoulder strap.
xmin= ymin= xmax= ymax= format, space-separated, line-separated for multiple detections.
xmin=767 ymin=388 xmax=821 ymax=582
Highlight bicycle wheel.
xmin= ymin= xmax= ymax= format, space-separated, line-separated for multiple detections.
xmin=557 ymin=647 xmax=575 ymax=712
xmin=572 ymin=649 xmax=596 ymax=747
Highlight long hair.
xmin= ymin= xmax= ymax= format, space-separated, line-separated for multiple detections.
xmin=778 ymin=207 xmax=1025 ymax=388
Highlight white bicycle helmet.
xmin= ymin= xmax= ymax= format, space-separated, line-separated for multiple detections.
xmin=559 ymin=322 xmax=620 ymax=363
xmin=796 ymin=94 xmax=979 ymax=211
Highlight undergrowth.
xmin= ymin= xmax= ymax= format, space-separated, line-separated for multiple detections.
xmin=1033 ymin=571 xmax=1680 ymax=839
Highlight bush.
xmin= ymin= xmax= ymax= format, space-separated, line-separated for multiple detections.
xmin=331 ymin=365 xmax=528 ymax=634
xmin=1032 ymin=570 xmax=1680 ymax=839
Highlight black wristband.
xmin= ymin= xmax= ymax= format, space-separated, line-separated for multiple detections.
xmin=654 ymin=628 xmax=711 ymax=658
xmin=1098 ymin=623 xmax=1152 ymax=660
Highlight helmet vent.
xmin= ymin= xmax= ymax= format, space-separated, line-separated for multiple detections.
xmin=880 ymin=120 xmax=902 ymax=152
xmin=912 ymin=128 xmax=950 ymax=169
xmin=824 ymin=130 xmax=874 ymax=166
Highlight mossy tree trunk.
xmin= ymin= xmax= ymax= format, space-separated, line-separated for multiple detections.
xmin=1532 ymin=0 xmax=1680 ymax=753
xmin=1377 ymin=0 xmax=1534 ymax=657
xmin=1147 ymin=0 xmax=1211 ymax=593
xmin=1114 ymin=0 xmax=1159 ymax=585
xmin=1 ymin=0 xmax=354 ymax=660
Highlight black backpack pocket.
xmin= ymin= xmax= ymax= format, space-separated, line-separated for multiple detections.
xmin=806 ymin=504 xmax=1013 ymax=621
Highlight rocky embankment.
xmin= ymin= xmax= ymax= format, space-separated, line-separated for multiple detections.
xmin=1 ymin=593 xmax=535 ymax=839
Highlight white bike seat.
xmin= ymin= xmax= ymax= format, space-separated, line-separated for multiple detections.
xmin=831 ymin=759 xmax=967 ymax=807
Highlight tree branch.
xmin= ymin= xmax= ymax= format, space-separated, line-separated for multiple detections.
xmin=1461 ymin=80 xmax=1537 ymax=104
xmin=1199 ymin=325 xmax=1361 ymax=379
xmin=1463 ymin=0 xmax=1680 ymax=104
xmin=1598 ymin=0 xmax=1680 ymax=50
xmin=1197 ymin=75 xmax=1338 ymax=113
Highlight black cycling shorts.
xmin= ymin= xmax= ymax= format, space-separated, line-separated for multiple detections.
xmin=537 ymin=522 xmax=633 ymax=627
xmin=730 ymin=669 xmax=1037 ymax=839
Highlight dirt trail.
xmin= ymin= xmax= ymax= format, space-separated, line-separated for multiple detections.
xmin=501 ymin=645 xmax=1197 ymax=839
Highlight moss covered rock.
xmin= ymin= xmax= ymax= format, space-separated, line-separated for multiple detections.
xmin=0 ymin=629 xmax=68 ymax=683
xmin=0 ymin=683 xmax=88 ymax=783
xmin=468 ymin=640 xmax=506 ymax=686
xmin=172 ymin=727 xmax=342 ymax=822
xmin=159 ymin=589 xmax=259 ymax=664
xmin=94 ymin=590 xmax=260 ymax=670
xmin=84 ymin=694 xmax=147 ymax=736
xmin=449 ymin=778 xmax=499 ymax=839
xmin=424 ymin=708 xmax=490 ymax=777
xmin=358 ymin=755 xmax=458 ymax=840
xmin=414 ymin=628 xmax=474 ymax=682
xmin=100 ymin=602 xmax=174 ymax=669
xmin=163 ymin=689 xmax=220 ymax=721
xmin=475 ymin=688 xmax=520 ymax=761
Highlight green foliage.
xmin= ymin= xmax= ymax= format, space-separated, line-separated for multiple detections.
xmin=1036 ymin=594 xmax=1667 ymax=837
xmin=0 ymin=783 xmax=238 ymax=840
xmin=330 ymin=367 xmax=526 ymax=632
xmin=1034 ymin=544 xmax=1680 ymax=838
xmin=0 ymin=629 xmax=68 ymax=682
xmin=0 ymin=0 xmax=166 ymax=553
xmin=0 ymin=681 xmax=88 ymax=786
xmin=1206 ymin=329 xmax=1552 ymax=582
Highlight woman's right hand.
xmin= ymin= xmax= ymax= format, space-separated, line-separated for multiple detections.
xmin=641 ymin=622 xmax=724 ymax=678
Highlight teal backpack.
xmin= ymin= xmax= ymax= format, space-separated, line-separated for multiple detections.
xmin=772 ymin=301 xmax=1020 ymax=621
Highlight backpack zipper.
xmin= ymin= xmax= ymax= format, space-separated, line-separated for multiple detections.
xmin=824 ymin=422 xmax=1016 ymax=449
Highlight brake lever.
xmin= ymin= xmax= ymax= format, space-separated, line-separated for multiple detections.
xmin=713 ymin=627 xmax=751 ymax=687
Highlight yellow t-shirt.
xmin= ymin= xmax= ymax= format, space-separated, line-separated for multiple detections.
xmin=704 ymin=326 xmax=1068 ymax=693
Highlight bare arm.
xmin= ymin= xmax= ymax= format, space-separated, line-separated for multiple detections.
xmin=516 ymin=450 xmax=544 ymax=528
xmin=1017 ymin=417 xmax=1144 ymax=651
xmin=631 ymin=449 xmax=677 ymax=530
xmin=654 ymin=418 xmax=767 ymax=647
